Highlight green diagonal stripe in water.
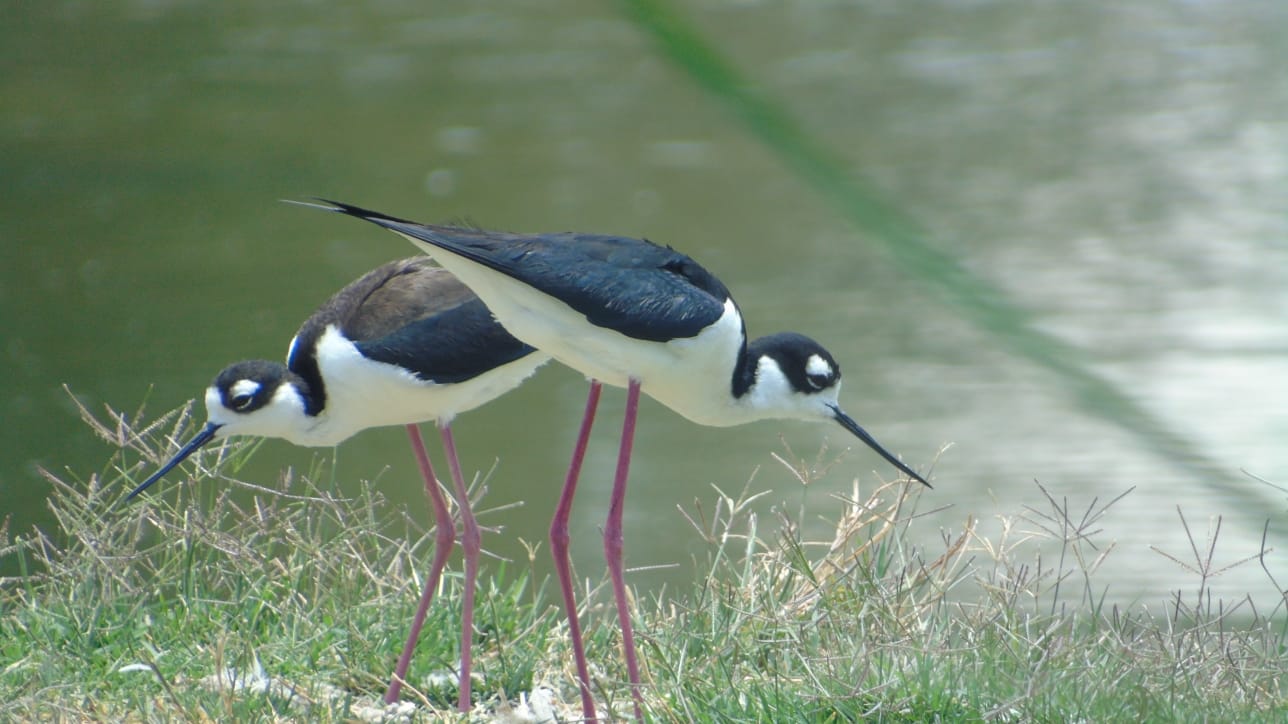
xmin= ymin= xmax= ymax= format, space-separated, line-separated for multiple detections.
xmin=620 ymin=0 xmax=1255 ymax=499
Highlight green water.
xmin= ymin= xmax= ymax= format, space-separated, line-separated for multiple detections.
xmin=3 ymin=1 xmax=1284 ymax=606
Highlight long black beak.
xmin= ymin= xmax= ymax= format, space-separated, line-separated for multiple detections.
xmin=830 ymin=405 xmax=931 ymax=488
xmin=126 ymin=422 xmax=223 ymax=500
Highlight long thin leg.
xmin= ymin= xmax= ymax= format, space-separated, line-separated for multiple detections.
xmin=439 ymin=424 xmax=478 ymax=712
xmin=605 ymin=378 xmax=644 ymax=720
xmin=550 ymin=381 xmax=603 ymax=722
xmin=385 ymin=424 xmax=456 ymax=704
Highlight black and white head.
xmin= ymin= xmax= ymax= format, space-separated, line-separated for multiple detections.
xmin=126 ymin=360 xmax=309 ymax=500
xmin=745 ymin=333 xmax=844 ymax=417
xmin=203 ymin=360 xmax=310 ymax=439
xmin=747 ymin=332 xmax=929 ymax=487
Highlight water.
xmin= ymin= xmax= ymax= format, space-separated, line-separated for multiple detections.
xmin=3 ymin=0 xmax=1284 ymax=609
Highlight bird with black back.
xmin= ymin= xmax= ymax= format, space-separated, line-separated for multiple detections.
xmin=304 ymin=200 xmax=932 ymax=722
xmin=126 ymin=256 xmax=548 ymax=712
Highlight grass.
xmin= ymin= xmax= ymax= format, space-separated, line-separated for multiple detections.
xmin=2 ymin=396 xmax=1285 ymax=722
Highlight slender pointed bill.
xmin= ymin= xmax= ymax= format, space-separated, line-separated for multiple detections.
xmin=829 ymin=405 xmax=930 ymax=488
xmin=126 ymin=422 xmax=223 ymax=500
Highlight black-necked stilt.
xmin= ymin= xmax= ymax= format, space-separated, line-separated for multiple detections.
xmin=126 ymin=257 xmax=548 ymax=712
xmin=304 ymin=200 xmax=931 ymax=722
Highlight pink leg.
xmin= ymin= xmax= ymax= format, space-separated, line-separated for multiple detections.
xmin=385 ymin=424 xmax=455 ymax=704
xmin=550 ymin=381 xmax=602 ymax=722
xmin=439 ymin=425 xmax=478 ymax=712
xmin=604 ymin=379 xmax=644 ymax=721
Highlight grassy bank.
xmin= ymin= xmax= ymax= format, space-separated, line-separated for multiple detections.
xmin=2 ymin=397 xmax=1285 ymax=721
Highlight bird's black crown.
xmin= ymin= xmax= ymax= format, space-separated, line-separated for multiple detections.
xmin=212 ymin=360 xmax=292 ymax=414
xmin=750 ymin=332 xmax=841 ymax=394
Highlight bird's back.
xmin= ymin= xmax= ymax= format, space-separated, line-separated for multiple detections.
xmin=331 ymin=257 xmax=478 ymax=343
xmin=396 ymin=224 xmax=738 ymax=343
xmin=276 ymin=258 xmax=541 ymax=438
xmin=288 ymin=258 xmax=533 ymax=384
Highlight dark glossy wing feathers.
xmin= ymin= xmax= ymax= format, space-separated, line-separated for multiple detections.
xmin=354 ymin=296 xmax=534 ymax=384
xmin=313 ymin=200 xmax=733 ymax=343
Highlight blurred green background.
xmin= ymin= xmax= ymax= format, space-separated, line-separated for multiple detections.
xmin=3 ymin=0 xmax=1284 ymax=604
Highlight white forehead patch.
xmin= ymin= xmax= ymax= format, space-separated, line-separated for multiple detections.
xmin=231 ymin=379 xmax=262 ymax=399
xmin=203 ymin=385 xmax=222 ymax=414
xmin=806 ymin=354 xmax=833 ymax=379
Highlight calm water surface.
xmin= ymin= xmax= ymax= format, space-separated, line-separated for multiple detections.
xmin=3 ymin=1 xmax=1284 ymax=608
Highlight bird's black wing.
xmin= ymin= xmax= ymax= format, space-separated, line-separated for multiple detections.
xmin=308 ymin=200 xmax=735 ymax=343
xmin=486 ymin=231 xmax=734 ymax=342
xmin=355 ymin=297 xmax=536 ymax=384
xmin=291 ymin=257 xmax=534 ymax=386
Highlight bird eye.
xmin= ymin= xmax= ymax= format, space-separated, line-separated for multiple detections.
xmin=802 ymin=354 xmax=835 ymax=391
xmin=225 ymin=378 xmax=262 ymax=411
